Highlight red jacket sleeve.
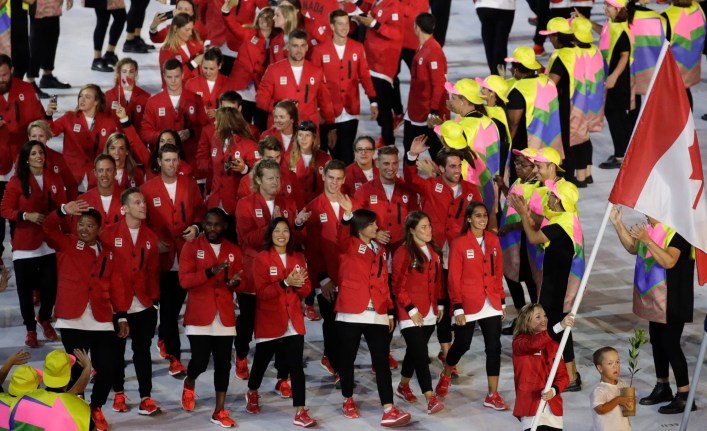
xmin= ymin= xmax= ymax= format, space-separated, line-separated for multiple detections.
xmin=123 ymin=123 xmax=151 ymax=166
xmin=150 ymin=27 xmax=168 ymax=44
xmin=178 ymin=241 xmax=209 ymax=289
xmin=446 ymin=239 xmax=464 ymax=309
xmin=402 ymin=159 xmax=427 ymax=195
xmin=140 ymin=101 xmax=161 ymax=148
xmin=255 ymin=67 xmax=275 ymax=113
xmin=42 ymin=210 xmax=72 ymax=252
xmin=358 ymin=48 xmax=377 ymax=101
xmin=392 ymin=248 xmax=413 ymax=311
xmin=316 ymin=74 xmax=336 ymax=124
xmin=0 ymin=178 xmax=22 ymax=221
xmin=427 ymin=49 xmax=447 ymax=114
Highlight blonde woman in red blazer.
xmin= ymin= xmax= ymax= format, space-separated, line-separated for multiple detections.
xmin=0 ymin=141 xmax=66 ymax=347
xmin=391 ymin=211 xmax=444 ymax=414
xmin=178 ymin=208 xmax=244 ymax=428
xmin=435 ymin=201 xmax=509 ymax=411
xmin=245 ymin=217 xmax=317 ymax=427
xmin=158 ymin=13 xmax=204 ymax=87
xmin=288 ymin=120 xmax=331 ymax=205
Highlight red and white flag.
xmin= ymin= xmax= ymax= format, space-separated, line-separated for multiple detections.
xmin=608 ymin=42 xmax=707 ymax=284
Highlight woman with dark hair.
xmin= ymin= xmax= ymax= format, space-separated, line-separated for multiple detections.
xmin=158 ymin=13 xmax=204 ymax=86
xmin=289 ymin=121 xmax=330 ymax=204
xmin=478 ymin=75 xmax=511 ymax=178
xmin=146 ymin=129 xmax=194 ymax=180
xmin=335 ymin=207 xmax=412 ymax=427
xmin=245 ymin=217 xmax=317 ymax=427
xmin=261 ymin=99 xmax=298 ymax=159
xmin=45 ymin=84 xmax=119 ymax=193
xmin=391 ymin=211 xmax=445 ymax=414
xmin=435 ymin=201 xmax=508 ymax=411
xmin=0 ymin=140 xmax=66 ymax=348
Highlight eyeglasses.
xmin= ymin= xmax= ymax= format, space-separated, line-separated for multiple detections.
xmin=355 ymin=148 xmax=374 ymax=153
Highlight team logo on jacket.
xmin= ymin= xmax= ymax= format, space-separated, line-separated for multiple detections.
xmin=466 ymin=250 xmax=474 ymax=259
xmin=54 ymin=166 xmax=59 ymax=173
xmin=431 ymin=61 xmax=438 ymax=70
xmin=212 ymin=148 xmax=218 ymax=157
xmin=392 ymin=13 xmax=398 ymax=20
xmin=353 ymin=53 xmax=358 ymax=61
xmin=131 ymin=179 xmax=136 ymax=187
xmin=73 ymin=124 xmax=81 ymax=133
xmin=493 ymin=248 xmax=497 ymax=257
xmin=419 ymin=58 xmax=424 ymax=65
xmin=287 ymin=185 xmax=292 ymax=193
xmin=109 ymin=252 xmax=113 ymax=260
xmin=146 ymin=241 xmax=151 ymax=250
xmin=255 ymin=151 xmax=261 ymax=159
xmin=19 ymin=93 xmax=25 ymax=101
xmin=235 ymin=151 xmax=241 ymax=159
xmin=76 ymin=241 xmax=85 ymax=251
xmin=112 ymin=101 xmax=119 ymax=110
xmin=310 ymin=77 xmax=315 ymax=85
xmin=323 ymin=54 xmax=330 ymax=63
xmin=196 ymin=92 xmax=203 ymax=97
xmin=355 ymin=182 xmax=362 ymax=189
xmin=197 ymin=250 xmax=205 ymax=259
xmin=270 ymin=266 xmax=278 ymax=275
xmin=370 ymin=195 xmax=378 ymax=204
xmin=377 ymin=10 xmax=382 ymax=17
xmin=101 ymin=128 xmax=106 ymax=136
xmin=435 ymin=183 xmax=443 ymax=193
xmin=153 ymin=197 xmax=161 ymax=207
xmin=274 ymin=45 xmax=280 ymax=54
xmin=318 ymin=26 xmax=325 ymax=35
xmin=136 ymin=105 xmax=142 ymax=113
xmin=402 ymin=195 xmax=408 ymax=203
xmin=255 ymin=209 xmax=263 ymax=218
xmin=320 ymin=213 xmax=328 ymax=222
xmin=283 ymin=210 xmax=289 ymax=218
xmin=318 ymin=166 xmax=324 ymax=174
xmin=280 ymin=76 xmax=287 ymax=85
xmin=251 ymin=36 xmax=259 ymax=45
xmin=158 ymin=108 xmax=166 ymax=117
xmin=189 ymin=106 xmax=195 ymax=114
xmin=115 ymin=238 xmax=123 ymax=247
xmin=358 ymin=244 xmax=367 ymax=254
xmin=51 ymin=185 xmax=57 ymax=194
xmin=229 ymin=253 xmax=234 ymax=262
xmin=467 ymin=194 xmax=474 ymax=201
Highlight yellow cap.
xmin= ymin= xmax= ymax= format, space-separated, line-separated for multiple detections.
xmin=505 ymin=46 xmax=543 ymax=70
xmin=540 ymin=17 xmax=574 ymax=35
xmin=444 ymin=79 xmax=483 ymax=105
xmin=545 ymin=179 xmax=579 ymax=213
xmin=533 ymin=146 xmax=565 ymax=172
xmin=606 ymin=0 xmax=627 ymax=7
xmin=571 ymin=17 xmax=594 ymax=43
xmin=512 ymin=147 xmax=539 ymax=160
xmin=8 ymin=365 xmax=42 ymax=397
xmin=43 ymin=350 xmax=75 ymax=389
xmin=476 ymin=76 xmax=510 ymax=104
xmin=434 ymin=120 xmax=468 ymax=150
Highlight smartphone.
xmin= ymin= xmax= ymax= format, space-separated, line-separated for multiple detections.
xmin=50 ymin=95 xmax=58 ymax=104
xmin=164 ymin=10 xmax=174 ymax=19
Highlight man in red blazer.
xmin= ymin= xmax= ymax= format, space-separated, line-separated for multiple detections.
xmin=141 ymin=143 xmax=206 ymax=377
xmin=101 ymin=187 xmax=161 ymax=416
xmin=141 ymin=58 xmax=209 ymax=165
xmin=311 ymin=10 xmax=378 ymax=165
xmin=256 ymin=29 xmax=336 ymax=131
xmin=77 ymin=155 xmax=124 ymax=232
xmin=185 ymin=48 xmax=237 ymax=120
xmin=403 ymin=13 xmax=448 ymax=158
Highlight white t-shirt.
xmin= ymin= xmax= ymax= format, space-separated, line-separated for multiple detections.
xmin=265 ymin=199 xmax=275 ymax=215
xmin=100 ymin=194 xmax=112 ymax=215
xmin=591 ymin=380 xmax=631 ymax=431
xmin=116 ymin=169 xmax=124 ymax=185
xmin=362 ymin=168 xmax=374 ymax=181
xmin=206 ymin=79 xmax=216 ymax=93
xmin=382 ymin=183 xmax=395 ymax=201
xmin=164 ymin=180 xmax=177 ymax=203
xmin=302 ymin=153 xmax=312 ymax=168
xmin=291 ymin=66 xmax=303 ymax=86
xmin=169 ymin=95 xmax=180 ymax=110
xmin=34 ymin=174 xmax=44 ymax=191
xmin=123 ymin=90 xmax=132 ymax=104
xmin=282 ymin=134 xmax=292 ymax=152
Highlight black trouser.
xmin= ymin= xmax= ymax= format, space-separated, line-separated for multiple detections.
xmin=604 ymin=97 xmax=631 ymax=158
xmin=240 ymin=100 xmax=256 ymax=124
xmin=540 ymin=286 xmax=575 ymax=362
xmin=112 ymin=306 xmax=158 ymax=398
xmin=403 ymin=121 xmax=443 ymax=160
xmin=336 ymin=321 xmax=393 ymax=405
xmin=186 ymin=335 xmax=233 ymax=392
xmin=125 ymin=0 xmax=149 ymax=34
xmin=221 ymin=55 xmax=236 ymax=77
xmin=94 ymin=8 xmax=127 ymax=51
xmin=320 ymin=119 xmax=359 ymax=166
xmin=569 ymin=140 xmax=592 ymax=170
xmin=61 ymin=328 xmax=116 ymax=408
xmin=649 ymin=320 xmax=689 ymax=387
xmin=13 ymin=254 xmax=57 ymax=331
xmin=10 ymin=0 xmax=29 ymax=78
xmin=372 ymin=77 xmax=396 ymax=146
xmin=477 ymin=8 xmax=515 ymax=75
xmin=430 ymin=0 xmax=452 ymax=46
xmin=158 ymin=271 xmax=187 ymax=360
xmin=506 ymin=277 xmax=538 ymax=313
xmin=28 ymin=16 xmax=61 ymax=78
xmin=235 ymin=292 xmax=256 ymax=359
xmin=248 ymin=335 xmax=306 ymax=406
xmin=436 ymin=272 xmax=452 ymax=345
xmin=531 ymin=0 xmax=550 ymax=46
xmin=446 ymin=315 xmax=502 ymax=376
xmin=317 ymin=292 xmax=338 ymax=370
xmin=392 ymin=48 xmax=415 ymax=116
xmin=400 ymin=325 xmax=435 ymax=393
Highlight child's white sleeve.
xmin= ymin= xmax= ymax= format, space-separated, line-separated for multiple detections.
xmin=590 ymin=385 xmax=610 ymax=408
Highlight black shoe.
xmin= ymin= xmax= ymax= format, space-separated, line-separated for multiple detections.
xmin=32 ymin=82 xmax=51 ymax=99
xmin=123 ymin=39 xmax=149 ymax=54
xmin=585 ymin=175 xmax=594 ymax=184
xmin=136 ymin=36 xmax=155 ymax=51
xmin=701 ymin=114 xmax=707 ymax=121
xmin=571 ymin=178 xmax=588 ymax=188
xmin=91 ymin=58 xmax=114 ymax=73
xmin=501 ymin=318 xmax=516 ymax=336
xmin=39 ymin=74 xmax=71 ymax=89
xmin=599 ymin=156 xmax=623 ymax=169
xmin=565 ymin=372 xmax=582 ymax=392
xmin=639 ymin=383 xmax=674 ymax=405
xmin=658 ymin=394 xmax=697 ymax=414
xmin=103 ymin=51 xmax=119 ymax=67
xmin=528 ymin=16 xmax=538 ymax=26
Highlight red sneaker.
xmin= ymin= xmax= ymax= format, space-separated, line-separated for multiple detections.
xmin=483 ymin=391 xmax=510 ymax=411
xmin=25 ymin=331 xmax=38 ymax=348
xmin=393 ymin=113 xmax=405 ymax=130
xmin=304 ymin=305 xmax=321 ymax=321
xmin=293 ymin=408 xmax=317 ymax=427
xmin=427 ymin=395 xmax=444 ymax=414
xmin=138 ymin=397 xmax=160 ymax=415
xmin=276 ymin=378 xmax=292 ymax=399
xmin=168 ymin=356 xmax=186 ymax=377
xmin=380 ymin=406 xmax=411 ymax=427
xmin=533 ymin=44 xmax=546 ymax=56
xmin=388 ymin=354 xmax=399 ymax=369
xmin=235 ymin=356 xmax=249 ymax=380
xmin=342 ymin=397 xmax=359 ymax=419
xmin=181 ymin=385 xmax=195 ymax=411
xmin=210 ymin=409 xmax=236 ymax=428
xmin=112 ymin=392 xmax=128 ymax=412
xmin=395 ymin=383 xmax=417 ymax=403
xmin=245 ymin=390 xmax=260 ymax=414
xmin=375 ymin=137 xmax=385 ymax=149
xmin=156 ymin=339 xmax=167 ymax=359
xmin=435 ymin=373 xmax=451 ymax=397
xmin=450 ymin=365 xmax=459 ymax=379
xmin=91 ymin=406 xmax=109 ymax=431
xmin=320 ymin=356 xmax=336 ymax=375
xmin=37 ymin=318 xmax=59 ymax=342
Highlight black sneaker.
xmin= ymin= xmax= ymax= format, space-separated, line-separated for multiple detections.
xmin=103 ymin=51 xmax=119 ymax=67
xmin=91 ymin=58 xmax=114 ymax=73
xmin=585 ymin=175 xmax=594 ymax=184
xmin=565 ymin=372 xmax=582 ymax=392
xmin=598 ymin=155 xmax=623 ymax=169
xmin=528 ymin=16 xmax=538 ymax=26
xmin=501 ymin=318 xmax=516 ymax=336
xmin=123 ymin=38 xmax=149 ymax=54
xmin=701 ymin=114 xmax=707 ymax=122
xmin=32 ymin=82 xmax=51 ymax=99
xmin=136 ymin=37 xmax=156 ymax=51
xmin=39 ymin=74 xmax=71 ymax=89
xmin=658 ymin=393 xmax=697 ymax=414
xmin=640 ymin=383 xmax=674 ymax=405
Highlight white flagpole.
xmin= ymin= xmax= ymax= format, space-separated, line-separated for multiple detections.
xmin=679 ymin=314 xmax=707 ymax=431
xmin=530 ymin=203 xmax=613 ymax=431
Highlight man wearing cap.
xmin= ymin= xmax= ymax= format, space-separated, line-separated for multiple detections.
xmin=477 ymin=75 xmax=512 ymax=178
xmin=403 ymin=12 xmax=448 ymax=159
xmin=505 ymin=46 xmax=563 ymax=163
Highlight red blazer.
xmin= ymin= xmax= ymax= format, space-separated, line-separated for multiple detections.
xmin=0 ymin=171 xmax=66 ymax=251
xmin=100 ymin=220 xmax=160 ymax=308
xmin=342 ymin=163 xmax=377 ymax=196
xmin=404 ymin=160 xmax=482 ymax=248
xmin=0 ymin=78 xmax=46 ymax=175
xmin=447 ymin=230 xmax=504 ymax=314
xmin=45 ymin=148 xmax=79 ymax=201
xmin=205 ymin=133 xmax=260 ymax=214
xmin=268 ymin=17 xmax=332 ymax=64
xmin=49 ymin=111 xmax=119 ymax=186
xmin=204 ymin=0 xmax=263 ymax=52
xmin=145 ymin=160 xmax=195 ymax=181
xmin=363 ymin=0 xmax=404 ymax=79
xmin=235 ymin=193 xmax=300 ymax=291
xmin=140 ymin=89 xmax=208 ymax=163
xmin=302 ymin=0 xmax=340 ymax=29
xmin=105 ymin=85 xmax=151 ymax=136
xmin=353 ymin=177 xmax=420 ymax=250
xmin=256 ymin=59 xmax=336 ymax=127
xmin=179 ymin=234 xmax=244 ymax=327
xmin=335 ymin=236 xmax=392 ymax=315
xmin=114 ymin=166 xmax=146 ymax=191
xmin=78 ymin=187 xmax=124 ymax=230
xmin=185 ymin=74 xmax=237 ymax=113
xmin=222 ymin=11 xmax=270 ymax=90
xmin=43 ymin=210 xmax=127 ymax=321
xmin=310 ymin=38 xmax=377 ymax=117
xmin=408 ymin=36 xmax=449 ymax=122
xmin=158 ymin=40 xmax=205 ymax=86
xmin=237 ymin=164 xmax=305 ymax=209
xmin=260 ymin=127 xmax=294 ymax=160
xmin=512 ymin=331 xmax=569 ymax=418
xmin=253 ymin=248 xmax=311 ymax=338
xmin=150 ymin=19 xmax=208 ymax=44
xmin=141 ymin=174 xmax=207 ymax=270
xmin=402 ymin=0 xmax=429 ymax=50
xmin=392 ymin=244 xmax=444 ymax=322
xmin=291 ymin=150 xmax=330 ymax=205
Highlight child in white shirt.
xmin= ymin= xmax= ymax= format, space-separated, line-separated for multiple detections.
xmin=590 ymin=346 xmax=632 ymax=431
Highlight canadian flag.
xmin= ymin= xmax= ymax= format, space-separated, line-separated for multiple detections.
xmin=608 ymin=42 xmax=707 ymax=284
xmin=120 ymin=73 xmax=134 ymax=89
